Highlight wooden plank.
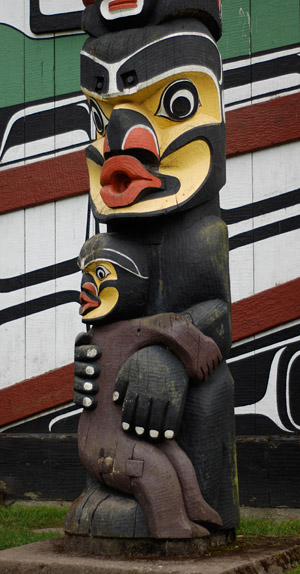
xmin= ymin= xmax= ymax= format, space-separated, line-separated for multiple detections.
xmin=1 ymin=434 xmax=300 ymax=507
xmin=251 ymin=0 xmax=300 ymax=53
xmin=218 ymin=0 xmax=251 ymax=60
xmin=231 ymin=277 xmax=300 ymax=342
xmin=0 ymin=434 xmax=85 ymax=501
xmin=0 ymin=210 xmax=26 ymax=387
xmin=24 ymin=203 xmax=56 ymax=380
xmin=1 ymin=278 xmax=299 ymax=426
xmin=0 ymin=364 xmax=73 ymax=427
xmin=1 ymin=94 xmax=300 ymax=214
xmin=226 ymin=93 xmax=300 ymax=158
xmin=0 ymin=150 xmax=89 ymax=214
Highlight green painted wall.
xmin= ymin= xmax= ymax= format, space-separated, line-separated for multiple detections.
xmin=0 ymin=2 xmax=300 ymax=109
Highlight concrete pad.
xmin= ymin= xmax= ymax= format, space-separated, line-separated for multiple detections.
xmin=0 ymin=538 xmax=300 ymax=574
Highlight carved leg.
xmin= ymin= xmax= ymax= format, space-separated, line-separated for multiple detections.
xmin=159 ymin=440 xmax=222 ymax=526
xmin=128 ymin=442 xmax=209 ymax=538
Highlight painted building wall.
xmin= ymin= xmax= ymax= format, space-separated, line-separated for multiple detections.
xmin=0 ymin=0 xmax=300 ymax=502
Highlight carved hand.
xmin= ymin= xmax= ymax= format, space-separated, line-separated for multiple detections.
xmin=73 ymin=330 xmax=101 ymax=409
xmin=113 ymin=345 xmax=189 ymax=441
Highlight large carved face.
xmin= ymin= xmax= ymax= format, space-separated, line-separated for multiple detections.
xmin=81 ymin=20 xmax=225 ymax=221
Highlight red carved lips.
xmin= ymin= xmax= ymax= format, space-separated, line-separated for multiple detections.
xmin=100 ymin=156 xmax=161 ymax=208
xmin=79 ymin=282 xmax=100 ymax=315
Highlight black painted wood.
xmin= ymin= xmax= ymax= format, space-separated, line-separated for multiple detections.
xmin=1 ymin=434 xmax=300 ymax=508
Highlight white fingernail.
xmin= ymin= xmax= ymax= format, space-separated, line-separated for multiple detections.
xmin=164 ymin=430 xmax=174 ymax=440
xmin=122 ymin=422 xmax=130 ymax=431
xmin=87 ymin=348 xmax=97 ymax=358
xmin=83 ymin=397 xmax=92 ymax=408
xmin=113 ymin=391 xmax=119 ymax=402
xmin=135 ymin=426 xmax=144 ymax=436
xmin=150 ymin=430 xmax=159 ymax=439
xmin=86 ymin=366 xmax=94 ymax=376
xmin=83 ymin=382 xmax=93 ymax=392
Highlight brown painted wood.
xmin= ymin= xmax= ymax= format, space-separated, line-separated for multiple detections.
xmin=76 ymin=316 xmax=221 ymax=538
xmin=1 ymin=93 xmax=299 ymax=215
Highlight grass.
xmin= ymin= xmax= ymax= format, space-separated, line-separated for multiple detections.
xmin=0 ymin=504 xmax=69 ymax=551
xmin=1 ymin=505 xmax=300 ymax=573
xmin=237 ymin=518 xmax=300 ymax=538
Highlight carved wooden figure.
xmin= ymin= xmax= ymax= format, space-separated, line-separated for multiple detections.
xmin=65 ymin=0 xmax=239 ymax=539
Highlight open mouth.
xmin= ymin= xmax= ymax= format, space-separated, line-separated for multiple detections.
xmin=100 ymin=156 xmax=161 ymax=208
xmin=79 ymin=283 xmax=100 ymax=315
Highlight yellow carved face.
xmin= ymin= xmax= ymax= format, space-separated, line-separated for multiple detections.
xmin=83 ymin=69 xmax=224 ymax=220
xmin=79 ymin=260 xmax=119 ymax=322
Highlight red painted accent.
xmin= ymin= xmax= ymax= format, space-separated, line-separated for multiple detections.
xmin=231 ymin=277 xmax=300 ymax=342
xmin=103 ymin=135 xmax=110 ymax=155
xmin=1 ymin=93 xmax=299 ymax=215
xmin=0 ymin=364 xmax=74 ymax=427
xmin=1 ymin=279 xmax=299 ymax=427
xmin=100 ymin=155 xmax=161 ymax=207
xmin=109 ymin=0 xmax=137 ymax=11
xmin=226 ymin=93 xmax=300 ymax=157
xmin=0 ymin=150 xmax=89 ymax=215
xmin=123 ymin=127 xmax=159 ymax=158
xmin=82 ymin=0 xmax=94 ymax=6
xmin=79 ymin=283 xmax=99 ymax=315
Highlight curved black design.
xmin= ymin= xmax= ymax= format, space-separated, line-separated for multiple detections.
xmin=0 ymin=291 xmax=80 ymax=325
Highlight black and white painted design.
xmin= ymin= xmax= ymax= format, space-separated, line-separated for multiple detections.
xmin=0 ymin=0 xmax=83 ymax=38
xmin=230 ymin=321 xmax=300 ymax=435
xmin=1 ymin=44 xmax=299 ymax=168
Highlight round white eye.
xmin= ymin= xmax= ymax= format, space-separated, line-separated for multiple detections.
xmin=95 ymin=265 xmax=110 ymax=280
xmin=90 ymin=98 xmax=108 ymax=135
xmin=156 ymin=80 xmax=200 ymax=121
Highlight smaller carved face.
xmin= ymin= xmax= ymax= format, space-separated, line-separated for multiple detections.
xmin=79 ymin=260 xmax=119 ymax=322
xmin=78 ymin=234 xmax=149 ymax=324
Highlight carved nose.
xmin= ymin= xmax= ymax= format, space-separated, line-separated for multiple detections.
xmin=104 ymin=109 xmax=160 ymax=165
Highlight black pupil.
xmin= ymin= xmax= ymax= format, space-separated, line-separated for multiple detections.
xmin=172 ymin=96 xmax=192 ymax=116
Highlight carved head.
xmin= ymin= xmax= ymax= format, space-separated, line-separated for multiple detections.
xmin=78 ymin=233 xmax=149 ymax=323
xmin=81 ymin=1 xmax=224 ymax=221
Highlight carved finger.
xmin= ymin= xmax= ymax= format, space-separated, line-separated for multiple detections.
xmin=121 ymin=390 xmax=138 ymax=431
xmin=74 ymin=376 xmax=99 ymax=395
xmin=133 ymin=395 xmax=152 ymax=436
xmin=74 ymin=362 xmax=100 ymax=379
xmin=75 ymin=344 xmax=102 ymax=362
xmin=162 ymin=401 xmax=181 ymax=440
xmin=148 ymin=397 xmax=167 ymax=440
xmin=75 ymin=330 xmax=93 ymax=347
xmin=73 ymin=390 xmax=97 ymax=410
xmin=113 ymin=371 xmax=129 ymax=404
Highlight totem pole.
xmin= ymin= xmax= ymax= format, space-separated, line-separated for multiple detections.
xmin=65 ymin=0 xmax=239 ymax=540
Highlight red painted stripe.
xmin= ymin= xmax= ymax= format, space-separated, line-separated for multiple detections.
xmin=1 ymin=278 xmax=299 ymax=427
xmin=231 ymin=277 xmax=300 ymax=342
xmin=0 ymin=93 xmax=299 ymax=215
xmin=226 ymin=92 xmax=300 ymax=158
xmin=0 ymin=364 xmax=74 ymax=427
xmin=0 ymin=150 xmax=89 ymax=215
